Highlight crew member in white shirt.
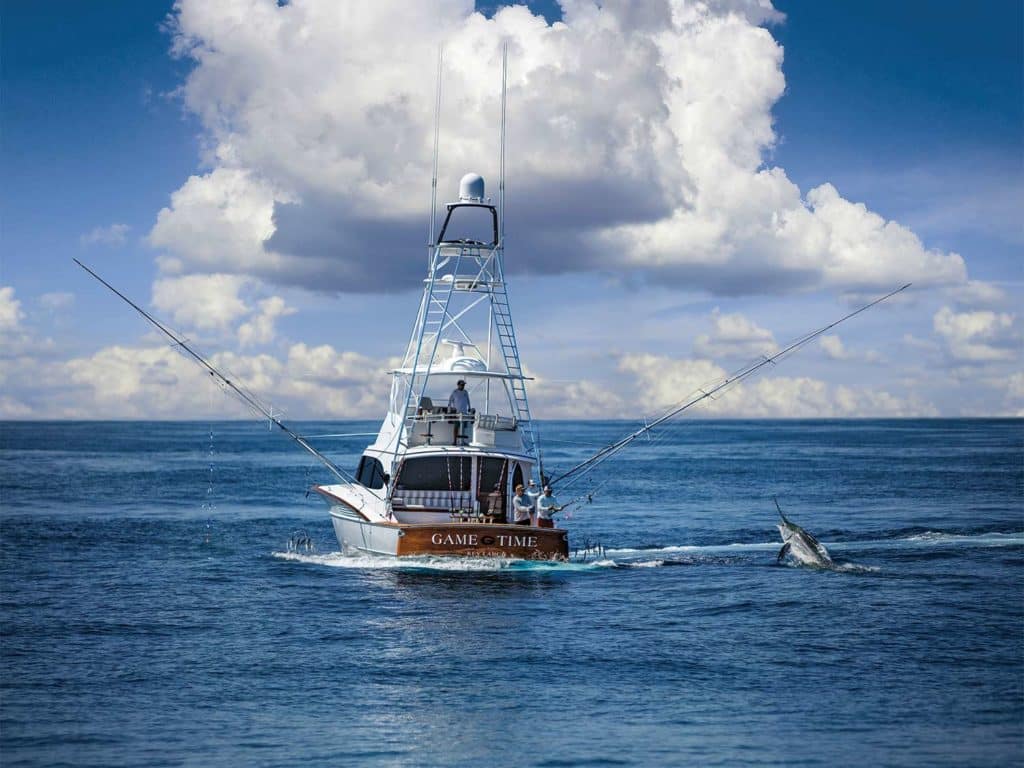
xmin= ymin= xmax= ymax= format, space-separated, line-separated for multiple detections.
xmin=511 ymin=484 xmax=533 ymax=526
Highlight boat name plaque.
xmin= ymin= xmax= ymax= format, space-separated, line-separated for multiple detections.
xmin=430 ymin=532 xmax=538 ymax=548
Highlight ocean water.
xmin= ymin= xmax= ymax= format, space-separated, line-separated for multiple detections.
xmin=1 ymin=419 xmax=1021 ymax=767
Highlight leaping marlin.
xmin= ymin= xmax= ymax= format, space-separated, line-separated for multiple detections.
xmin=775 ymin=498 xmax=834 ymax=568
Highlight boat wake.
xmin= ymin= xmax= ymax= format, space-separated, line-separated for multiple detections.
xmin=272 ymin=530 xmax=1021 ymax=573
xmin=271 ymin=550 xmax=615 ymax=572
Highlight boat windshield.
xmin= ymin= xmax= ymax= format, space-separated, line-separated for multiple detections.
xmin=395 ymin=456 xmax=472 ymax=491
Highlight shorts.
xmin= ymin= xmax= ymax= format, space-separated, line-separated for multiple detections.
xmin=513 ymin=518 xmax=531 ymax=526
xmin=537 ymin=518 xmax=554 ymax=528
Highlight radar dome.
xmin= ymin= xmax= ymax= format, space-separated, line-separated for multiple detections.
xmin=458 ymin=173 xmax=485 ymax=202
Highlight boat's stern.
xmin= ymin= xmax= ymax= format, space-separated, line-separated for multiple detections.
xmin=396 ymin=523 xmax=568 ymax=560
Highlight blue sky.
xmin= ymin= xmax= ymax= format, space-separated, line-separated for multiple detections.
xmin=1 ymin=1 xmax=1021 ymax=419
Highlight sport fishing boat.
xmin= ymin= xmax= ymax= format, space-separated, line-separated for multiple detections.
xmin=75 ymin=45 xmax=908 ymax=564
xmin=312 ymin=172 xmax=568 ymax=560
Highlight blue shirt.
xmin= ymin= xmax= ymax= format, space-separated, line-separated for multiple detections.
xmin=448 ymin=387 xmax=471 ymax=414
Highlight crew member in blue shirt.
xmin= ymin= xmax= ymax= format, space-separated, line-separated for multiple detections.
xmin=448 ymin=379 xmax=471 ymax=413
xmin=536 ymin=486 xmax=563 ymax=528
xmin=448 ymin=379 xmax=472 ymax=445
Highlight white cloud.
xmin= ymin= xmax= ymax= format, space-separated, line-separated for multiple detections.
xmin=1004 ymin=371 xmax=1024 ymax=401
xmin=80 ymin=223 xmax=131 ymax=247
xmin=57 ymin=341 xmax=391 ymax=420
xmin=0 ymin=395 xmax=33 ymax=418
xmin=617 ymin=352 xmax=934 ymax=417
xmin=0 ymin=286 xmax=25 ymax=332
xmin=528 ymin=376 xmax=625 ymax=419
xmin=149 ymin=168 xmax=288 ymax=276
xmin=694 ymin=308 xmax=777 ymax=358
xmin=819 ymin=334 xmax=880 ymax=363
xmin=933 ymin=305 xmax=1020 ymax=363
xmin=152 ymin=273 xmax=252 ymax=331
xmin=951 ymin=280 xmax=1007 ymax=309
xmin=39 ymin=292 xmax=75 ymax=311
xmin=148 ymin=0 xmax=970 ymax=297
xmin=238 ymin=296 xmax=296 ymax=347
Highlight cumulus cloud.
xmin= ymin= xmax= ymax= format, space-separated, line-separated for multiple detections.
xmin=951 ymin=280 xmax=1007 ymax=309
xmin=528 ymin=376 xmax=626 ymax=419
xmin=57 ymin=341 xmax=392 ymax=419
xmin=147 ymin=0 xmax=968 ymax=296
xmin=80 ymin=223 xmax=131 ymax=247
xmin=149 ymin=169 xmax=288 ymax=276
xmin=0 ymin=286 xmax=25 ymax=332
xmin=39 ymin=292 xmax=75 ymax=311
xmin=617 ymin=352 xmax=934 ymax=417
xmin=933 ymin=306 xmax=1020 ymax=363
xmin=152 ymin=273 xmax=252 ymax=331
xmin=819 ymin=334 xmax=880 ymax=363
xmin=694 ymin=308 xmax=777 ymax=358
xmin=238 ymin=296 xmax=296 ymax=347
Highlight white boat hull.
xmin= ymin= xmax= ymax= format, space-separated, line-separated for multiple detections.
xmin=330 ymin=509 xmax=401 ymax=556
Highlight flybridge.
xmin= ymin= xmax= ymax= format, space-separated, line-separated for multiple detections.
xmin=381 ymin=169 xmax=539 ymax=464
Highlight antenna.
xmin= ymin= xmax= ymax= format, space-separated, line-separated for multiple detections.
xmin=498 ymin=41 xmax=508 ymax=248
xmin=428 ymin=45 xmax=444 ymax=267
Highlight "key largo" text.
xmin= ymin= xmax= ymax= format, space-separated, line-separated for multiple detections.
xmin=430 ymin=532 xmax=538 ymax=548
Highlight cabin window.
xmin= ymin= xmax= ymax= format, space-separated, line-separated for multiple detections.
xmin=355 ymin=456 xmax=387 ymax=490
xmin=478 ymin=457 xmax=508 ymax=495
xmin=395 ymin=456 xmax=471 ymax=491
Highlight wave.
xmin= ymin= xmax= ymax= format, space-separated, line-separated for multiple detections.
xmin=897 ymin=531 xmax=1024 ymax=546
xmin=605 ymin=530 xmax=1024 ymax=558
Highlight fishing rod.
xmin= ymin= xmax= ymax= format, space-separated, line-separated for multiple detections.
xmin=74 ymin=258 xmax=376 ymax=494
xmin=549 ymin=283 xmax=911 ymax=489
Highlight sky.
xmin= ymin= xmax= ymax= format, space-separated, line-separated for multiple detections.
xmin=1 ymin=0 xmax=1021 ymax=420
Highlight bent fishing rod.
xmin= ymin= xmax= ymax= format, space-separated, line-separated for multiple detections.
xmin=550 ymin=283 xmax=911 ymax=490
xmin=74 ymin=258 xmax=376 ymax=494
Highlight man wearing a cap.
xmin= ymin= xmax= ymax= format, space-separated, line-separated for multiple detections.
xmin=536 ymin=486 xmax=563 ymax=528
xmin=448 ymin=379 xmax=472 ymax=445
xmin=511 ymin=484 xmax=533 ymax=526
xmin=448 ymin=379 xmax=471 ymax=414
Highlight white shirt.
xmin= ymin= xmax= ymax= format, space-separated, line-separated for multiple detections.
xmin=512 ymin=494 xmax=533 ymax=523
xmin=537 ymin=493 xmax=561 ymax=519
xmin=448 ymin=387 xmax=471 ymax=414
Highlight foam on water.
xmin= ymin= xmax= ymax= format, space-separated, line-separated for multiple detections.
xmin=271 ymin=550 xmax=611 ymax=573
xmin=899 ymin=531 xmax=1024 ymax=546
xmin=605 ymin=529 xmax=1024 ymax=558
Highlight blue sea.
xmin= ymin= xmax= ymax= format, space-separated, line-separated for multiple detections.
xmin=1 ymin=419 xmax=1022 ymax=767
